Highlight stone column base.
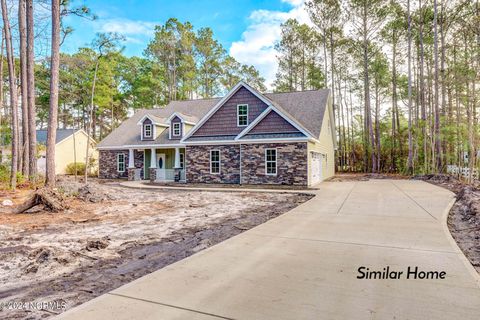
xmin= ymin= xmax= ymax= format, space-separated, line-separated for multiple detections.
xmin=149 ymin=168 xmax=157 ymax=183
xmin=127 ymin=168 xmax=136 ymax=181
xmin=128 ymin=168 xmax=142 ymax=181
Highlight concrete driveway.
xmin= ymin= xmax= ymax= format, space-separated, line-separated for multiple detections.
xmin=57 ymin=180 xmax=480 ymax=320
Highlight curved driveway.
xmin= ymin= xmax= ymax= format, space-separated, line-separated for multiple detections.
xmin=58 ymin=180 xmax=480 ymax=320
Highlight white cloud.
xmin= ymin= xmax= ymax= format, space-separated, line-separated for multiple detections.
xmin=281 ymin=0 xmax=305 ymax=6
xmin=96 ymin=19 xmax=156 ymax=43
xmin=229 ymin=1 xmax=311 ymax=89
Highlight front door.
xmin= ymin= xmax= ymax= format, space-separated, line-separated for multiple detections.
xmin=156 ymin=153 xmax=166 ymax=181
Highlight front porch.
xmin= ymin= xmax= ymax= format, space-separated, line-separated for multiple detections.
xmin=127 ymin=147 xmax=185 ymax=183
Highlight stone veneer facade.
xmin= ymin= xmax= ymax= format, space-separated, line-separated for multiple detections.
xmin=185 ymin=142 xmax=308 ymax=186
xmin=149 ymin=168 xmax=157 ymax=182
xmin=99 ymin=149 xmax=144 ymax=179
xmin=241 ymin=143 xmax=307 ymax=185
xmin=186 ymin=145 xmax=241 ymax=184
xmin=99 ymin=143 xmax=308 ymax=185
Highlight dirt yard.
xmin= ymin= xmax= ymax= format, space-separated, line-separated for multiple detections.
xmin=0 ymin=178 xmax=312 ymax=319
xmin=413 ymin=174 xmax=480 ymax=273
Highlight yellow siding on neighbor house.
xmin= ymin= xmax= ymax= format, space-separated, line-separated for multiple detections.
xmin=54 ymin=131 xmax=98 ymax=174
xmin=307 ymin=98 xmax=335 ymax=185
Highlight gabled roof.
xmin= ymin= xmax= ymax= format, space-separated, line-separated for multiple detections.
xmin=136 ymin=114 xmax=168 ymax=126
xmin=167 ymin=112 xmax=198 ymax=125
xmin=182 ymin=82 xmax=285 ymax=141
xmin=264 ymin=90 xmax=330 ymax=138
xmin=97 ymin=83 xmax=331 ymax=148
xmin=36 ymin=129 xmax=90 ymax=145
xmin=98 ymin=99 xmax=216 ymax=148
xmin=235 ymin=106 xmax=309 ymax=141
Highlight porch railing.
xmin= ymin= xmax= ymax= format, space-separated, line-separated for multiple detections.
xmin=154 ymin=169 xmax=185 ymax=182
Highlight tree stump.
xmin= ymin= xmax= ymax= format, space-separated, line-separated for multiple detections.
xmin=0 ymin=187 xmax=67 ymax=214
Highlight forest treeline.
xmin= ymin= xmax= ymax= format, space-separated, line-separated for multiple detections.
xmin=0 ymin=1 xmax=265 ymax=189
xmin=0 ymin=0 xmax=479 ymax=190
xmin=3 ymin=18 xmax=266 ymax=144
xmin=274 ymin=0 xmax=479 ymax=178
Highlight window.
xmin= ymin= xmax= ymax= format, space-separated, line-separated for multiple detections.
xmin=180 ymin=153 xmax=185 ymax=169
xmin=237 ymin=104 xmax=248 ymax=126
xmin=144 ymin=124 xmax=152 ymax=138
xmin=173 ymin=123 xmax=181 ymax=136
xmin=117 ymin=153 xmax=126 ymax=172
xmin=265 ymin=149 xmax=277 ymax=175
xmin=210 ymin=150 xmax=220 ymax=174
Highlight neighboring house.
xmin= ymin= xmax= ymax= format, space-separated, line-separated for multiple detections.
xmin=37 ymin=129 xmax=98 ymax=175
xmin=97 ymin=82 xmax=336 ymax=186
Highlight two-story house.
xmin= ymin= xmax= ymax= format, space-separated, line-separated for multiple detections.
xmin=97 ymin=82 xmax=336 ymax=186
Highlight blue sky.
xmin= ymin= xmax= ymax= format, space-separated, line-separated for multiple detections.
xmin=62 ymin=0 xmax=311 ymax=87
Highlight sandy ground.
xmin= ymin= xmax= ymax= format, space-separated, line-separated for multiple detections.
xmin=0 ymin=178 xmax=312 ymax=319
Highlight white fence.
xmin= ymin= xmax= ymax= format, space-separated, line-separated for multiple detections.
xmin=446 ymin=165 xmax=478 ymax=180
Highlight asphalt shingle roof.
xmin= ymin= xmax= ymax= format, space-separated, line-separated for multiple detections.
xmin=173 ymin=112 xmax=199 ymax=123
xmin=97 ymin=88 xmax=330 ymax=148
xmin=36 ymin=129 xmax=79 ymax=145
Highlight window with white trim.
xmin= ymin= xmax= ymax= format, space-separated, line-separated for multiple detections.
xmin=265 ymin=149 xmax=277 ymax=175
xmin=237 ymin=104 xmax=248 ymax=126
xmin=173 ymin=123 xmax=181 ymax=136
xmin=210 ymin=150 xmax=220 ymax=174
xmin=180 ymin=153 xmax=185 ymax=169
xmin=117 ymin=153 xmax=126 ymax=172
xmin=143 ymin=124 xmax=152 ymax=138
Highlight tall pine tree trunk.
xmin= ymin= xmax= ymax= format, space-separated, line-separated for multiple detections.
xmin=26 ymin=0 xmax=36 ymax=178
xmin=407 ymin=0 xmax=414 ymax=174
xmin=391 ymin=32 xmax=398 ymax=172
xmin=433 ymin=0 xmax=442 ymax=172
xmin=375 ymin=81 xmax=380 ymax=172
xmin=1 ymin=0 xmax=19 ymax=189
xmin=419 ymin=0 xmax=427 ymax=172
xmin=45 ymin=0 xmax=60 ymax=187
xmin=0 ymin=30 xmax=4 ymax=163
xmin=85 ymin=58 xmax=99 ymax=183
xmin=439 ymin=1 xmax=448 ymax=167
xmin=322 ymin=29 xmax=328 ymax=88
xmin=362 ymin=3 xmax=375 ymax=173
xmin=19 ymin=0 xmax=29 ymax=177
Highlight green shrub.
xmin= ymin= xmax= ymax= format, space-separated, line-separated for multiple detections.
xmin=65 ymin=162 xmax=86 ymax=175
xmin=0 ymin=165 xmax=33 ymax=189
xmin=0 ymin=164 xmax=9 ymax=184
xmin=16 ymin=172 xmax=27 ymax=185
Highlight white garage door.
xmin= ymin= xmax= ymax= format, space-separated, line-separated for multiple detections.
xmin=311 ymin=152 xmax=323 ymax=185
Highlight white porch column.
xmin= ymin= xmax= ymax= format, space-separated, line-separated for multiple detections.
xmin=150 ymin=148 xmax=157 ymax=168
xmin=174 ymin=147 xmax=181 ymax=169
xmin=128 ymin=149 xmax=135 ymax=168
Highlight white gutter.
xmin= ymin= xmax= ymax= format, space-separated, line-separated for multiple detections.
xmin=97 ymin=137 xmax=319 ymax=150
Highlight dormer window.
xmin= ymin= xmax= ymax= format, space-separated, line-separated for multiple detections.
xmin=237 ymin=104 xmax=248 ymax=126
xmin=173 ymin=123 xmax=181 ymax=136
xmin=144 ymin=124 xmax=152 ymax=138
